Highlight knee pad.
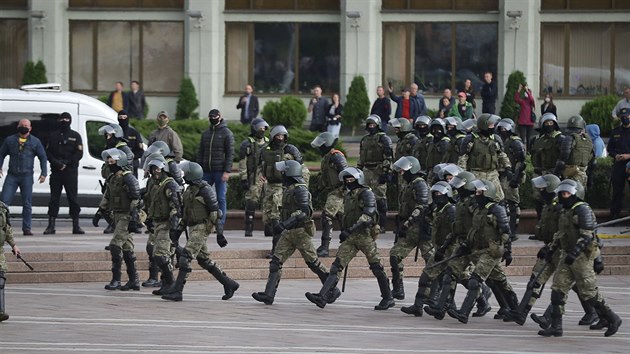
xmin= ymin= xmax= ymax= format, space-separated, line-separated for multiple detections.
xmin=417 ymin=272 xmax=431 ymax=287
xmin=369 ymin=262 xmax=384 ymax=275
xmin=156 ymin=255 xmax=171 ymax=268
xmin=122 ymin=250 xmax=136 ymax=263
xmin=468 ymin=273 xmax=482 ymax=291
xmin=389 ymin=255 xmax=400 ymax=268
xmin=322 ymin=211 xmax=333 ymax=222
xmin=550 ymin=290 xmax=565 ymax=306
xmin=245 ymin=200 xmax=257 ymax=211
xmin=269 ymin=256 xmax=283 ymax=273
xmin=178 ymin=254 xmax=192 ymax=272
xmin=330 ymin=258 xmax=342 ymax=275
xmin=0 ymin=272 xmax=6 ymax=289
xmin=109 ymin=245 xmax=123 ymax=263
xmin=145 ymin=243 xmax=154 ymax=255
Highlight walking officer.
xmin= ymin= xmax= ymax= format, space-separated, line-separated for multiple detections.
xmin=554 ymin=115 xmax=595 ymax=189
xmin=117 ymin=110 xmax=145 ymax=177
xmin=529 ymin=113 xmax=564 ymax=217
xmin=607 ymin=108 xmax=630 ymax=219
xmin=443 ymin=117 xmax=466 ymax=165
xmin=43 ymin=112 xmax=84 ymax=235
xmin=1 ymin=201 xmax=20 ymax=322
xmin=412 ymin=115 xmax=433 ymax=173
xmin=252 ymin=160 xmax=340 ymax=305
xmin=539 ymin=179 xmax=622 ymax=337
xmin=100 ymin=148 xmax=141 ymax=291
xmin=162 ymin=162 xmax=239 ymax=302
xmin=239 ymin=118 xmax=269 ymax=237
xmin=305 ymin=167 xmax=395 ymax=310
xmin=310 ymin=132 xmax=347 ymax=257
xmin=425 ymin=119 xmax=451 ymax=183
xmin=357 ymin=114 xmax=393 ymax=233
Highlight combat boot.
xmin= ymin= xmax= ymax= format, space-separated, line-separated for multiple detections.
xmin=372 ymin=263 xmax=395 ymax=310
xmin=152 ymin=256 xmax=174 ymax=296
xmin=200 ymin=259 xmax=240 ymax=300
xmin=589 ymin=298 xmax=622 ymax=337
xmin=577 ymin=295 xmax=598 ymax=325
xmin=401 ymin=273 xmax=430 ymax=316
xmin=104 ymin=221 xmax=115 ymax=234
xmin=0 ymin=273 xmax=8 ymax=322
xmin=472 ymin=283 xmax=492 ymax=318
xmin=43 ymin=216 xmax=56 ymax=235
xmin=590 ymin=318 xmax=608 ymax=330
xmin=306 ymin=270 xmax=340 ymax=309
xmin=263 ymin=222 xmax=273 ymax=237
xmin=306 ymin=260 xmax=341 ymax=304
xmin=317 ymin=214 xmax=333 ymax=257
xmin=424 ymin=274 xmax=455 ymax=320
xmin=142 ymin=245 xmax=161 ymax=287
xmin=244 ymin=201 xmax=256 ymax=237
xmin=501 ymin=289 xmax=519 ymax=323
xmin=531 ymin=304 xmax=552 ymax=329
xmin=538 ymin=315 xmax=563 ymax=337
xmin=162 ymin=253 xmax=192 ymax=301
xmin=252 ymin=269 xmax=281 ymax=305
xmin=424 ymin=279 xmax=440 ymax=308
xmin=266 ymin=219 xmax=281 ymax=259
xmin=105 ymin=245 xmax=123 ymax=290
xmin=120 ymin=251 xmax=140 ymax=291
xmin=390 ymin=256 xmax=404 ymax=300
xmin=448 ymin=275 xmax=482 ymax=324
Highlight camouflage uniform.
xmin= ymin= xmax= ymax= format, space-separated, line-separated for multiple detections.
xmin=530 ymin=129 xmax=564 ymax=213
xmin=412 ymin=133 xmax=433 ymax=174
xmin=425 ymin=135 xmax=450 ymax=184
xmin=0 ymin=201 xmax=15 ymax=321
xmin=557 ymin=131 xmax=594 ymax=188
xmin=240 ymin=134 xmax=269 ymax=236
xmin=358 ymin=130 xmax=393 ymax=231
xmin=499 ymin=132 xmax=526 ymax=240
xmin=316 ymin=148 xmax=347 ymax=256
xmin=461 ymin=133 xmax=511 ymax=201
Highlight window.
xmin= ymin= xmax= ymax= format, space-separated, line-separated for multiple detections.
xmin=382 ymin=0 xmax=498 ymax=11
xmin=226 ymin=0 xmax=340 ymax=11
xmin=541 ymin=0 xmax=630 ymax=10
xmin=86 ymin=120 xmax=107 ymax=160
xmin=383 ymin=22 xmax=498 ymax=95
xmin=70 ymin=21 xmax=184 ymax=93
xmin=541 ymin=23 xmax=629 ymax=96
xmin=0 ymin=19 xmax=28 ymax=88
xmin=226 ymin=22 xmax=340 ymax=94
xmin=69 ymin=0 xmax=182 ymax=8
xmin=0 ymin=0 xmax=27 ymax=9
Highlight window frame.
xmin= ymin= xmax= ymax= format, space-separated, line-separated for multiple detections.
xmin=381 ymin=0 xmax=499 ymax=12
xmin=69 ymin=20 xmax=184 ymax=95
xmin=224 ymin=0 xmax=340 ymax=12
xmin=539 ymin=22 xmax=623 ymax=98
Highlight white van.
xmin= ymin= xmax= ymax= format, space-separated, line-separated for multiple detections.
xmin=0 ymin=83 xmax=118 ymax=216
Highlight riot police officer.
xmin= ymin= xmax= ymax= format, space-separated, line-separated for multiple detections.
xmin=357 ymin=114 xmax=393 ymax=233
xmin=239 ymin=118 xmax=269 ymax=237
xmin=117 ymin=110 xmax=144 ymax=177
xmin=0 ymin=201 xmax=20 ymax=322
xmin=412 ymin=115 xmax=433 ymax=173
xmin=607 ymin=108 xmax=630 ymax=219
xmin=44 ymin=112 xmax=84 ymax=235
xmin=444 ymin=116 xmax=466 ymax=165
xmin=310 ymin=132 xmax=347 ymax=257
xmin=425 ymin=119 xmax=451 ymax=184
xmin=530 ymin=113 xmax=564 ymax=217
xmin=555 ymin=115 xmax=595 ymax=189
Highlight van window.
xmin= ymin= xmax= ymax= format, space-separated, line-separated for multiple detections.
xmin=0 ymin=112 xmax=60 ymax=149
xmin=86 ymin=120 xmax=107 ymax=160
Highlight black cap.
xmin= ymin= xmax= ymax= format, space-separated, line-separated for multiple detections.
xmin=60 ymin=112 xmax=72 ymax=120
xmin=208 ymin=109 xmax=221 ymax=118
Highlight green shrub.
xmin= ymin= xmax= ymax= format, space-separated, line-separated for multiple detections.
xmin=175 ymin=77 xmax=199 ymax=119
xmin=34 ymin=60 xmax=47 ymax=83
xmin=426 ymin=108 xmax=438 ymax=118
xmin=260 ymin=96 xmax=307 ymax=129
xmin=499 ymin=70 xmax=526 ymax=121
xmin=580 ymin=95 xmax=619 ymax=137
xmin=21 ymin=60 xmax=47 ymax=85
xmin=344 ymin=76 xmax=371 ymax=135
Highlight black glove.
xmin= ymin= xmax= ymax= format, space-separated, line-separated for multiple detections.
xmin=339 ymin=230 xmax=350 ymax=243
xmin=455 ymin=244 xmax=471 ymax=256
xmin=398 ymin=221 xmax=409 ymax=238
xmin=145 ymin=219 xmax=155 ymax=234
xmin=92 ymin=209 xmax=102 ymax=227
xmin=502 ymin=169 xmax=514 ymax=182
xmin=545 ymin=247 xmax=555 ymax=263
xmin=377 ymin=174 xmax=388 ymax=185
xmin=240 ymin=179 xmax=250 ymax=191
xmin=564 ymin=251 xmax=578 ymax=265
xmin=593 ymin=255 xmax=604 ymax=274
xmin=502 ymin=250 xmax=513 ymax=267
xmin=509 ymin=177 xmax=520 ymax=189
xmin=537 ymin=246 xmax=549 ymax=260
xmin=216 ymin=234 xmax=228 ymax=248
xmin=131 ymin=208 xmax=139 ymax=223
xmin=169 ymin=215 xmax=179 ymax=231
xmin=553 ymin=161 xmax=566 ymax=177
xmin=273 ymin=222 xmax=286 ymax=235
xmin=434 ymin=249 xmax=445 ymax=262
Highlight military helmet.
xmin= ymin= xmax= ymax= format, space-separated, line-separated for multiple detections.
xmin=531 ymin=174 xmax=561 ymax=194
xmin=311 ymin=132 xmax=337 ymax=148
xmin=146 ymin=141 xmax=171 ymax=158
xmin=555 ymin=179 xmax=585 ymax=200
xmin=449 ymin=170 xmax=476 ymax=191
xmin=540 ymin=113 xmax=559 ymax=130
xmin=101 ymin=148 xmax=128 ymax=167
xmin=390 ymin=118 xmax=413 ymax=133
xmin=180 ymin=161 xmax=203 ymax=182
xmin=473 ymin=179 xmax=498 ymax=200
xmin=566 ymin=115 xmax=586 ymax=130
xmin=430 ymin=181 xmax=453 ymax=198
xmin=462 ymin=118 xmax=477 ymax=133
xmin=414 ymin=115 xmax=432 ymax=128
xmin=365 ymin=114 xmax=382 ymax=129
xmin=147 ymin=159 xmax=168 ymax=173
xmin=275 ymin=160 xmax=303 ymax=178
xmin=477 ymin=114 xmax=500 ymax=132
xmin=98 ymin=123 xmax=124 ymax=138
xmin=432 ymin=163 xmax=448 ymax=176
xmin=142 ymin=152 xmax=166 ymax=171
xmin=496 ymin=118 xmax=516 ymax=133
xmin=338 ymin=167 xmax=365 ymax=185
xmin=429 ymin=118 xmax=447 ymax=135
xmin=444 ymin=116 xmax=464 ymax=131
xmin=439 ymin=163 xmax=463 ymax=180
xmin=251 ymin=118 xmax=269 ymax=135
xmin=270 ymin=125 xmax=289 ymax=140
xmin=393 ymin=156 xmax=422 ymax=174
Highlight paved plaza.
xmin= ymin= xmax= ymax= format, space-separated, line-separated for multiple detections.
xmin=0 ymin=276 xmax=628 ymax=353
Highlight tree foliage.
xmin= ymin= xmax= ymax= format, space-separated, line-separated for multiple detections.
xmin=175 ymin=77 xmax=199 ymax=119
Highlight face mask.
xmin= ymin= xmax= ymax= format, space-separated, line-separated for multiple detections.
xmin=255 ymin=130 xmax=265 ymax=139
xmin=416 ymin=126 xmax=429 ymax=137
xmin=282 ymin=175 xmax=294 ymax=186
xmin=17 ymin=126 xmax=29 ymax=135
xmin=622 ymin=117 xmax=630 ymax=126
xmin=151 ymin=170 xmax=162 ymax=180
xmin=209 ymin=118 xmax=220 ymax=126
xmin=59 ymin=120 xmax=71 ymax=129
xmin=402 ymin=170 xmax=415 ymax=183
xmin=108 ymin=164 xmax=120 ymax=173
xmin=457 ymin=188 xmax=472 ymax=198
xmin=272 ymin=137 xmax=285 ymax=147
xmin=396 ymin=131 xmax=408 ymax=140
xmin=540 ymin=191 xmax=556 ymax=204
xmin=447 ymin=128 xmax=457 ymax=137
xmin=318 ymin=145 xmax=331 ymax=156
xmin=559 ymin=194 xmax=577 ymax=208
xmin=157 ymin=117 xmax=169 ymax=127
xmin=344 ymin=180 xmax=360 ymax=191
xmin=433 ymin=194 xmax=449 ymax=207
xmin=498 ymin=129 xmax=510 ymax=140
xmin=475 ymin=194 xmax=488 ymax=206
xmin=544 ymin=97 xmax=550 ymax=103
xmin=118 ymin=118 xmax=129 ymax=128
xmin=366 ymin=126 xmax=379 ymax=135
xmin=432 ymin=130 xmax=443 ymax=139
xmin=542 ymin=125 xmax=555 ymax=134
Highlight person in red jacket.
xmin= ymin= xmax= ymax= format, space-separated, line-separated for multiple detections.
xmin=514 ymin=82 xmax=536 ymax=147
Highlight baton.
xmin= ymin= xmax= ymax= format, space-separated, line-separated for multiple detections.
xmin=14 ymin=252 xmax=34 ymax=271
xmin=424 ymin=252 xmax=463 ymax=270
xmin=341 ymin=265 xmax=348 ymax=292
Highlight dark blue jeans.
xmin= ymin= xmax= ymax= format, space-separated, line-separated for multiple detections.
xmin=0 ymin=172 xmax=33 ymax=231
xmin=203 ymin=171 xmax=227 ymax=226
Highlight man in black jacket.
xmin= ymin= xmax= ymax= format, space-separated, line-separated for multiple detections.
xmin=197 ymin=109 xmax=234 ymax=226
xmin=236 ymin=84 xmax=259 ymax=125
xmin=43 ymin=112 xmax=84 ymax=235
xmin=117 ymin=110 xmax=144 ymax=177
xmin=481 ymin=71 xmax=497 ymax=114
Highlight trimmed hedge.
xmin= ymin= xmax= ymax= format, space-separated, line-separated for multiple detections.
xmin=260 ymin=95 xmax=307 ymax=129
xmin=580 ymin=95 xmax=619 ymax=137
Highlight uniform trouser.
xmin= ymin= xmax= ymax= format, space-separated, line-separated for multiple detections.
xmin=185 ymin=223 xmax=224 ymax=272
xmin=153 ymin=221 xmax=173 ymax=259
xmin=274 ymin=222 xmax=326 ymax=273
xmin=48 ymin=168 xmax=80 ymax=218
xmin=244 ymin=177 xmax=264 ymax=205
xmin=390 ymin=226 xmax=434 ymax=278
xmin=610 ymin=162 xmax=630 ymax=216
xmin=335 ymin=229 xmax=381 ymax=269
xmin=471 ymin=244 xmax=514 ymax=296
xmin=323 ymin=188 xmax=344 ymax=220
xmin=471 ymin=170 xmax=504 ymax=201
xmin=261 ymin=182 xmax=283 ymax=225
xmin=0 ymin=172 xmax=33 ymax=231
xmin=551 ymin=249 xmax=604 ymax=314
xmin=0 ymin=252 xmax=7 ymax=272
xmin=499 ymin=177 xmax=520 ymax=204
xmin=362 ymin=167 xmax=387 ymax=200
xmin=109 ymin=212 xmax=134 ymax=252
xmin=564 ymin=165 xmax=588 ymax=189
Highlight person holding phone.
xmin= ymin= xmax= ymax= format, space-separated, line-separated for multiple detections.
xmin=514 ymin=82 xmax=536 ymax=146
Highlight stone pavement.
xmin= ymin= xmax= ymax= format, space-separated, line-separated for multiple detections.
xmin=0 ymin=276 xmax=628 ymax=353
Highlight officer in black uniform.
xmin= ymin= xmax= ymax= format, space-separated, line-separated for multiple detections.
xmin=117 ymin=110 xmax=145 ymax=177
xmin=607 ymin=108 xmax=630 ymax=219
xmin=43 ymin=112 xmax=84 ymax=235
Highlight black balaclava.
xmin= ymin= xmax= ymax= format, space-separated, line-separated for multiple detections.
xmin=416 ymin=125 xmax=429 ymax=137
xmin=344 ymin=178 xmax=361 ymax=191
xmin=540 ymin=190 xmax=556 ymax=204
xmin=457 ymin=187 xmax=473 ymax=198
xmin=542 ymin=124 xmax=556 ymax=135
xmin=432 ymin=127 xmax=444 ymax=140
xmin=402 ymin=170 xmax=416 ymax=183
xmin=271 ymin=135 xmax=286 ymax=148
xmin=433 ymin=192 xmax=449 ymax=208
xmin=319 ymin=144 xmax=332 ymax=157
xmin=108 ymin=161 xmax=121 ymax=173
xmin=366 ymin=125 xmax=379 ymax=135
xmin=447 ymin=126 xmax=457 ymax=138
xmin=255 ymin=129 xmax=266 ymax=139
xmin=117 ymin=110 xmax=129 ymax=129
xmin=498 ymin=128 xmax=511 ymax=141
xmin=105 ymin=134 xmax=117 ymax=149
xmin=559 ymin=194 xmax=578 ymax=209
xmin=475 ymin=193 xmax=490 ymax=207
xmin=622 ymin=115 xmax=630 ymax=127
xmin=59 ymin=112 xmax=72 ymax=132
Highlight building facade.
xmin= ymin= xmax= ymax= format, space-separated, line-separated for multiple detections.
xmin=1 ymin=0 xmax=628 ymax=121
